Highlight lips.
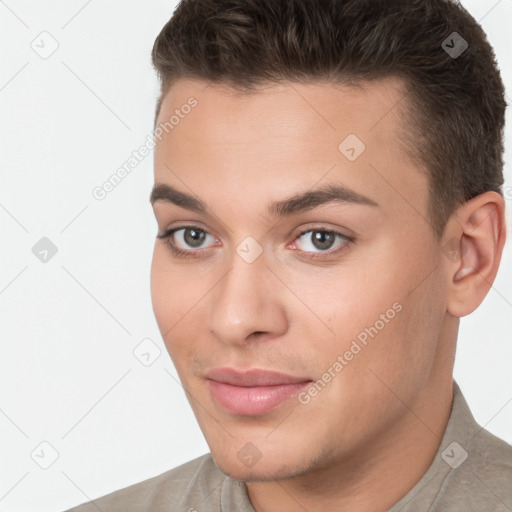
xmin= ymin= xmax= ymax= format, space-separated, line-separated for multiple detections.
xmin=205 ymin=368 xmax=312 ymax=416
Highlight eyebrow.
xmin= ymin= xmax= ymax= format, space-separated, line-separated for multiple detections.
xmin=149 ymin=182 xmax=379 ymax=217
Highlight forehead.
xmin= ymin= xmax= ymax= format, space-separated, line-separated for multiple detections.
xmin=153 ymin=77 xmax=428 ymax=224
xmin=156 ymin=77 xmax=410 ymax=147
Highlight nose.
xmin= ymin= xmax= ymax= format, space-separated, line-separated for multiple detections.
xmin=206 ymin=249 xmax=289 ymax=346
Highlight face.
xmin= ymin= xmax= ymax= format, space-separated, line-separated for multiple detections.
xmin=150 ymin=78 xmax=452 ymax=481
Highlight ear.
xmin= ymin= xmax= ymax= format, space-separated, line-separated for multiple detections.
xmin=443 ymin=191 xmax=507 ymax=318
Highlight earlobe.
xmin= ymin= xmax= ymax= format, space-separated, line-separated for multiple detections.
xmin=445 ymin=192 xmax=506 ymax=318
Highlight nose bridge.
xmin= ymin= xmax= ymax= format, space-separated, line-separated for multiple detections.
xmin=206 ymin=248 xmax=287 ymax=345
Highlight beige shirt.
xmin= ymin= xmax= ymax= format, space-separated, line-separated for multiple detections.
xmin=65 ymin=380 xmax=512 ymax=511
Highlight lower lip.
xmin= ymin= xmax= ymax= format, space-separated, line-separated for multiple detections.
xmin=208 ymin=380 xmax=311 ymax=415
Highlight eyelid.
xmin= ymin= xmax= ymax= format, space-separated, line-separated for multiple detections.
xmin=157 ymin=221 xmax=219 ymax=241
xmin=293 ymin=224 xmax=354 ymax=241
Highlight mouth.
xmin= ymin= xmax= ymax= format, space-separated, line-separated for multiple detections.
xmin=205 ymin=368 xmax=312 ymax=416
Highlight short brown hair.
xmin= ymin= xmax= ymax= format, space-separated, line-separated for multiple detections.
xmin=151 ymin=0 xmax=506 ymax=238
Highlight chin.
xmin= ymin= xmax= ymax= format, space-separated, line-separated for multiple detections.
xmin=211 ymin=449 xmax=312 ymax=482
xmin=215 ymin=461 xmax=298 ymax=482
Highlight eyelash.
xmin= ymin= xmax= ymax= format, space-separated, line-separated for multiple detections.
xmin=156 ymin=225 xmax=354 ymax=260
xmin=156 ymin=226 xmax=215 ymax=260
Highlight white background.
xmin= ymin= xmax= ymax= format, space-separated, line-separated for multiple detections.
xmin=0 ymin=1 xmax=510 ymax=511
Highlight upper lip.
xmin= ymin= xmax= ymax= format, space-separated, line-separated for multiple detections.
xmin=205 ymin=368 xmax=311 ymax=387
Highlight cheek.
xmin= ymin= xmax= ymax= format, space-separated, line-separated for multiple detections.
xmin=150 ymin=245 xmax=218 ymax=378
xmin=343 ymin=256 xmax=445 ymax=392
xmin=295 ymin=261 xmax=445 ymax=436
xmin=150 ymin=246 xmax=195 ymax=354
xmin=291 ymin=242 xmax=439 ymax=370
xmin=288 ymin=264 xmax=403 ymax=345
xmin=150 ymin=246 xmax=175 ymax=330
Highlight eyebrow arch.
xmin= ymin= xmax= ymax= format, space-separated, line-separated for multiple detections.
xmin=149 ymin=182 xmax=379 ymax=217
xmin=267 ymin=183 xmax=379 ymax=216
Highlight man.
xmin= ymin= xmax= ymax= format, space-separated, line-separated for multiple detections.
xmin=67 ymin=0 xmax=512 ymax=510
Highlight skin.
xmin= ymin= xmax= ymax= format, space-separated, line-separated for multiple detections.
xmin=150 ymin=77 xmax=506 ymax=512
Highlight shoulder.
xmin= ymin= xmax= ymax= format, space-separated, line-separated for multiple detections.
xmin=393 ymin=382 xmax=512 ymax=512
xmin=64 ymin=453 xmax=228 ymax=512
xmin=431 ymin=403 xmax=512 ymax=511
xmin=454 ymin=427 xmax=512 ymax=505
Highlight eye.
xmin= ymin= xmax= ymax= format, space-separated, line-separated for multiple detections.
xmin=172 ymin=227 xmax=212 ymax=249
xmin=157 ymin=225 xmax=353 ymax=260
xmin=292 ymin=228 xmax=352 ymax=258
xmin=157 ymin=226 xmax=219 ymax=258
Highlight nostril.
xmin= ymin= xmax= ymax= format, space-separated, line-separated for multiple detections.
xmin=248 ymin=331 xmax=267 ymax=340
